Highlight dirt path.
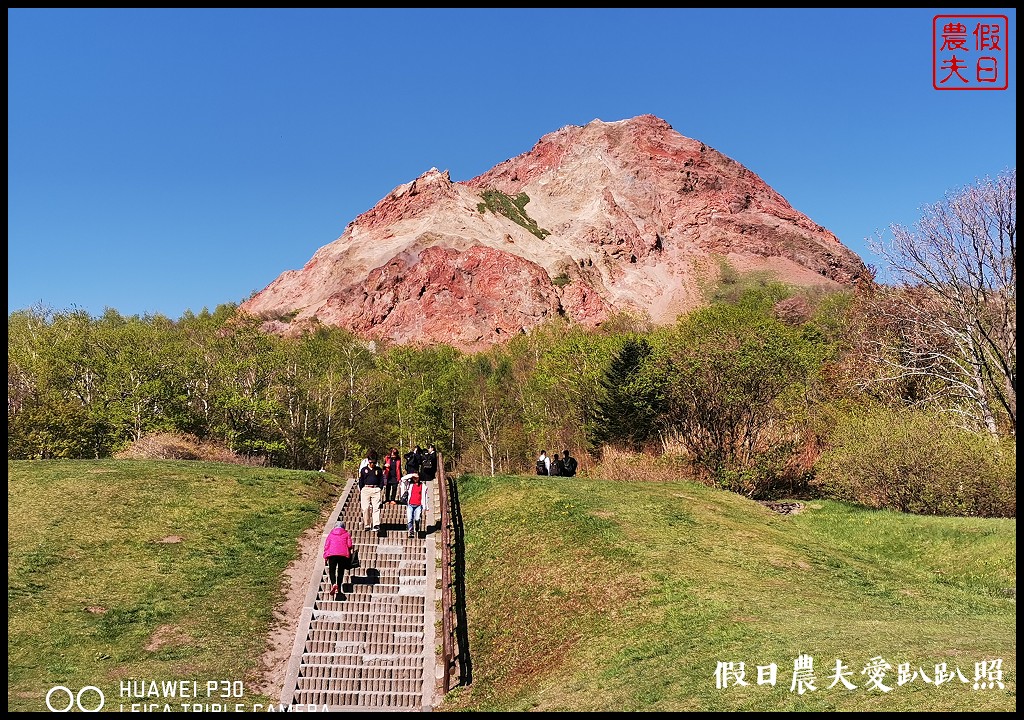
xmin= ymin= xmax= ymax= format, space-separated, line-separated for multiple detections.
xmin=252 ymin=520 xmax=325 ymax=700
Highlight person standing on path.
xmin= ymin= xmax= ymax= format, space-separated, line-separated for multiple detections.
xmin=405 ymin=473 xmax=430 ymax=537
xmin=359 ymin=457 xmax=386 ymax=532
xmin=383 ymin=447 xmax=402 ymax=505
xmin=419 ymin=444 xmax=439 ymax=483
xmin=323 ymin=520 xmax=354 ymax=600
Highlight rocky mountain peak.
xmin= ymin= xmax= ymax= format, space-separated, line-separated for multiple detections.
xmin=241 ymin=114 xmax=870 ymax=351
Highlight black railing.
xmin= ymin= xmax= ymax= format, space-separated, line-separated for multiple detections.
xmin=437 ymin=456 xmax=471 ymax=693
xmin=438 ymin=456 xmax=456 ymax=692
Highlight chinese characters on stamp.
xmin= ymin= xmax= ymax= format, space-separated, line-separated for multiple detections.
xmin=934 ymin=15 xmax=1009 ymax=90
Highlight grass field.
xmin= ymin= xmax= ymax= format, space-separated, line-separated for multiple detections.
xmin=7 ymin=461 xmax=1016 ymax=712
xmin=441 ymin=474 xmax=1016 ymax=712
xmin=7 ymin=460 xmax=338 ymax=712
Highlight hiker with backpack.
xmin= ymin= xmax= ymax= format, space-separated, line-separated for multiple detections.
xmin=419 ymin=444 xmax=438 ymax=482
xmin=404 ymin=445 xmax=423 ymax=476
xmin=560 ymin=450 xmax=578 ymax=477
xmin=536 ymin=450 xmax=551 ymax=476
xmin=550 ymin=452 xmax=564 ymax=477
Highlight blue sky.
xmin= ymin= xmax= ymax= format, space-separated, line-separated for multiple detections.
xmin=8 ymin=8 xmax=1017 ymax=319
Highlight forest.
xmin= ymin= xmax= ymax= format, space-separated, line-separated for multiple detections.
xmin=8 ymin=171 xmax=1015 ymax=518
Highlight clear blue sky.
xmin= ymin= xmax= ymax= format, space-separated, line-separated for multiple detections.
xmin=8 ymin=8 xmax=1017 ymax=318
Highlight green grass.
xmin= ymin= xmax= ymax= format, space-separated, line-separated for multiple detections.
xmin=7 ymin=460 xmax=338 ymax=712
xmin=441 ymin=474 xmax=1016 ymax=711
xmin=7 ymin=462 xmax=1016 ymax=712
xmin=551 ymin=272 xmax=571 ymax=288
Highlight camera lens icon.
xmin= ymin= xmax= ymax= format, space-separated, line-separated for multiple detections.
xmin=45 ymin=685 xmax=105 ymax=712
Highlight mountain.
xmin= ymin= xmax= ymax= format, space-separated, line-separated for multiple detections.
xmin=240 ymin=114 xmax=870 ymax=350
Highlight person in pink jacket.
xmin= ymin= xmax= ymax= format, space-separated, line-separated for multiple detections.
xmin=323 ymin=520 xmax=354 ymax=599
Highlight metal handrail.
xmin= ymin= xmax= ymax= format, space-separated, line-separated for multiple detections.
xmin=437 ymin=455 xmax=456 ymax=693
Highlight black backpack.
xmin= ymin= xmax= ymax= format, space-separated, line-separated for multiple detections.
xmin=421 ymin=452 xmax=435 ymax=471
xmin=536 ymin=458 xmax=547 ymax=475
xmin=551 ymin=457 xmax=564 ymax=477
xmin=562 ymin=456 xmax=578 ymax=477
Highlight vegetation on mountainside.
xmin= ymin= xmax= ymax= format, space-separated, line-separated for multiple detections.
xmin=551 ymin=272 xmax=571 ymax=288
xmin=476 ymin=189 xmax=551 ymax=239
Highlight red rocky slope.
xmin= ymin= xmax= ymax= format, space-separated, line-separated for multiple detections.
xmin=241 ymin=114 xmax=869 ymax=350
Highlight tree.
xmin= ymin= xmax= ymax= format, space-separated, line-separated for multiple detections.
xmin=870 ymin=169 xmax=1016 ymax=436
xmin=95 ymin=309 xmax=181 ymax=445
xmin=210 ymin=315 xmax=285 ymax=461
xmin=461 ymin=350 xmax=521 ymax=477
xmin=589 ymin=337 xmax=664 ymax=452
xmin=523 ymin=322 xmax=616 ymax=456
xmin=659 ymin=294 xmax=827 ymax=494
xmin=376 ymin=343 xmax=463 ymax=457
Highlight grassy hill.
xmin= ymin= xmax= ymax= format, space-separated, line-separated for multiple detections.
xmin=441 ymin=473 xmax=1016 ymax=711
xmin=7 ymin=461 xmax=1016 ymax=712
xmin=7 ymin=460 xmax=338 ymax=712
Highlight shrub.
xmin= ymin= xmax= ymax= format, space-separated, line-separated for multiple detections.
xmin=477 ymin=189 xmax=551 ymax=239
xmin=591 ymin=446 xmax=694 ymax=483
xmin=812 ymin=409 xmax=1015 ymax=517
xmin=114 ymin=432 xmax=266 ymax=466
xmin=708 ymin=440 xmax=814 ymax=500
xmin=658 ymin=292 xmax=828 ymax=496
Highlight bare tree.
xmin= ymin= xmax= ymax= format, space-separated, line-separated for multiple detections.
xmin=870 ymin=168 xmax=1015 ymax=436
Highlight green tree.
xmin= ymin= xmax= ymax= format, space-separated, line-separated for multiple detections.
xmin=589 ymin=336 xmax=664 ymax=452
xmin=267 ymin=331 xmax=388 ymax=470
xmin=659 ymin=292 xmax=828 ymax=495
xmin=376 ymin=343 xmax=463 ymax=456
xmin=94 ymin=309 xmax=182 ymax=446
xmin=8 ymin=306 xmax=49 ymax=457
xmin=461 ymin=350 xmax=521 ymax=476
xmin=41 ymin=309 xmax=118 ymax=457
xmin=210 ymin=315 xmax=285 ymax=461
xmin=171 ymin=305 xmax=237 ymax=437
xmin=533 ymin=324 xmax=613 ymax=454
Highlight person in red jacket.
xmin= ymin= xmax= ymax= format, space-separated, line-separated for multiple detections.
xmin=323 ymin=520 xmax=354 ymax=599
xmin=405 ymin=473 xmax=430 ymax=538
xmin=383 ymin=447 xmax=402 ymax=505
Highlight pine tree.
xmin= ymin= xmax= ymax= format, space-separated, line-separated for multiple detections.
xmin=589 ymin=338 xmax=662 ymax=451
